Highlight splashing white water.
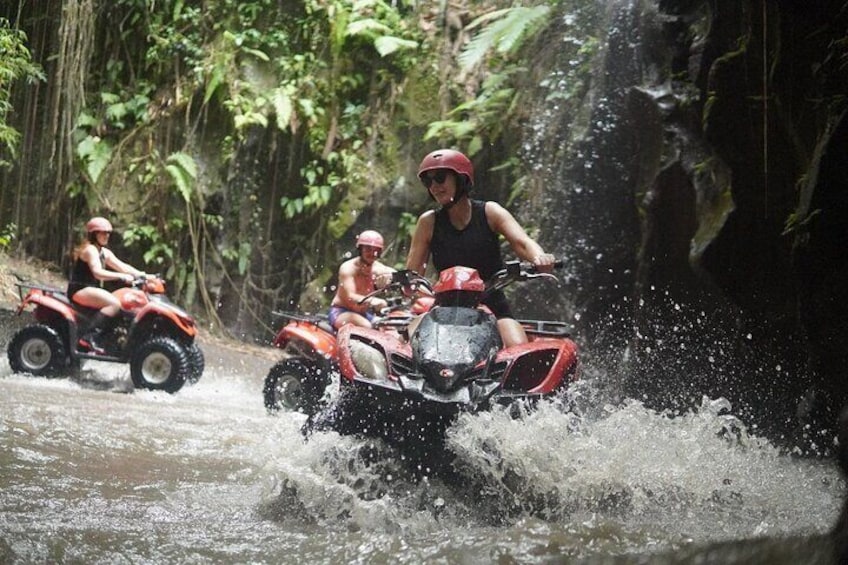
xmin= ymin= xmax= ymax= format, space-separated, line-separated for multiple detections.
xmin=444 ymin=390 xmax=841 ymax=540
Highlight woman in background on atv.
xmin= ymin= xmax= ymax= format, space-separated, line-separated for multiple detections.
xmin=67 ymin=216 xmax=151 ymax=352
xmin=328 ymin=230 xmax=396 ymax=330
xmin=405 ymin=148 xmax=556 ymax=347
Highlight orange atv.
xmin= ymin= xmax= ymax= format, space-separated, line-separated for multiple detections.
xmin=6 ymin=277 xmax=203 ymax=393
xmin=263 ymin=295 xmax=433 ymax=415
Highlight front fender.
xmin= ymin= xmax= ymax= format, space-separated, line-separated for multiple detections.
xmin=497 ymin=338 xmax=579 ymax=394
xmin=133 ymin=302 xmax=197 ymax=338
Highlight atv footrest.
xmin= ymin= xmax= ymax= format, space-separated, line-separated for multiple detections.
xmin=75 ymin=352 xmax=125 ymax=363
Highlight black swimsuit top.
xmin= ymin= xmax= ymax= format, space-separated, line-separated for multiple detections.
xmin=430 ymin=199 xmax=504 ymax=280
xmin=430 ymin=199 xmax=512 ymax=318
xmin=67 ymin=247 xmax=104 ymax=298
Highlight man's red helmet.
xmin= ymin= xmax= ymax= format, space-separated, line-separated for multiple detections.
xmin=418 ymin=149 xmax=474 ymax=187
xmin=86 ymin=217 xmax=113 ymax=233
xmin=356 ymin=230 xmax=384 ymax=250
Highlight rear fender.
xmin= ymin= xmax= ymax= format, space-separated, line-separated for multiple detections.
xmin=19 ymin=291 xmax=76 ymax=322
xmin=273 ymin=321 xmax=337 ymax=358
xmin=498 ymin=339 xmax=579 ymax=393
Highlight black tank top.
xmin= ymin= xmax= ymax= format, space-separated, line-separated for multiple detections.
xmin=67 ymin=247 xmax=104 ymax=298
xmin=431 ymin=199 xmax=504 ymax=279
xmin=430 ymin=199 xmax=512 ymax=318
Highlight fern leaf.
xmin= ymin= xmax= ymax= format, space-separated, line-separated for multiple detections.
xmin=459 ymin=6 xmax=550 ymax=71
xmin=166 ymin=152 xmax=198 ymax=203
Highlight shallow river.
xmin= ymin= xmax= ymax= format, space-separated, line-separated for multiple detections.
xmin=0 ymin=340 xmax=844 ymax=564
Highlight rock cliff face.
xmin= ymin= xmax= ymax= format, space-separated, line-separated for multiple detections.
xmin=517 ymin=0 xmax=848 ymax=446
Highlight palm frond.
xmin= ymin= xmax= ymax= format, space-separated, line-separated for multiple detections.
xmin=459 ymin=5 xmax=551 ymax=71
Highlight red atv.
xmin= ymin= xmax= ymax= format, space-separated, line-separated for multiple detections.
xmin=6 ymin=277 xmax=203 ymax=393
xmin=305 ymin=261 xmax=580 ymax=465
xmin=263 ymin=296 xmax=432 ymax=415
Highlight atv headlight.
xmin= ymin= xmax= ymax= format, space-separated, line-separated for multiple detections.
xmin=350 ymin=340 xmax=388 ymax=382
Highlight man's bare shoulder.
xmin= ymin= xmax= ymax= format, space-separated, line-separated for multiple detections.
xmin=337 ymin=257 xmax=359 ymax=275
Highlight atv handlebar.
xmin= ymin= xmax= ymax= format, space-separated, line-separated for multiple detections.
xmin=497 ymin=259 xmax=563 ymax=278
xmin=128 ymin=274 xmax=166 ymax=294
xmin=358 ymin=260 xmax=561 ymax=305
xmin=358 ymin=270 xmax=434 ymax=305
xmin=484 ymin=260 xmax=563 ymax=296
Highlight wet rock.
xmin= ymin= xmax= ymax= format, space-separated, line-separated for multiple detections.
xmin=832 ymin=404 xmax=848 ymax=563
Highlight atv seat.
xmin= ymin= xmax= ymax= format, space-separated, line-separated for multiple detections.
xmin=272 ymin=310 xmax=337 ymax=334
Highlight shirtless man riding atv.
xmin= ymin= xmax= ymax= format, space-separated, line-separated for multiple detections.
xmin=328 ymin=230 xmax=395 ymax=330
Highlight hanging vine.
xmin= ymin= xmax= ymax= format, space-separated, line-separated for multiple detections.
xmin=50 ymin=0 xmax=96 ymax=198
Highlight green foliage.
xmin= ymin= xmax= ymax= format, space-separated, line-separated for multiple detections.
xmin=424 ymin=68 xmax=521 ymax=154
xmin=265 ymin=0 xmax=420 ymax=224
xmin=75 ymin=134 xmax=113 ymax=185
xmin=459 ymin=6 xmax=551 ymax=71
xmin=73 ymin=88 xmax=152 ymax=185
xmin=0 ymin=222 xmax=17 ymax=250
xmin=0 ymin=18 xmax=45 ymax=167
xmin=165 ymin=152 xmax=199 ymax=202
xmin=397 ymin=211 xmax=418 ymax=241
xmin=221 ymin=241 xmax=253 ymax=275
xmin=423 ymin=4 xmax=556 ymax=156
xmin=122 ymin=223 xmax=175 ymax=266
xmin=47 ymin=0 xmax=427 ymax=324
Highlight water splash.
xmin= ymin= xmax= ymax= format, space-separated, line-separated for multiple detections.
xmin=264 ymin=383 xmax=842 ymax=550
xmin=445 ymin=393 xmax=842 ymax=541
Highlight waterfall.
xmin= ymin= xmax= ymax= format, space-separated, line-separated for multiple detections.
xmin=517 ymin=0 xmax=819 ymax=448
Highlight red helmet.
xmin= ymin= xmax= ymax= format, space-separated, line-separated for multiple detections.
xmin=418 ymin=149 xmax=474 ymax=187
xmin=86 ymin=217 xmax=113 ymax=233
xmin=356 ymin=230 xmax=384 ymax=250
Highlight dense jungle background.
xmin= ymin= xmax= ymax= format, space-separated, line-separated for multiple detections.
xmin=1 ymin=0 xmax=847 ymax=449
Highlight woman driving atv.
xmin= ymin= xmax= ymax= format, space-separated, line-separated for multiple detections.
xmin=328 ymin=230 xmax=396 ymax=330
xmin=405 ymin=148 xmax=556 ymax=347
xmin=67 ymin=216 xmax=152 ymax=353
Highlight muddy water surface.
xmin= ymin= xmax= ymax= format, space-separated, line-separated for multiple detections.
xmin=0 ymin=327 xmax=844 ymax=564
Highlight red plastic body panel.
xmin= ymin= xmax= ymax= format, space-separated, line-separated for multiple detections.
xmin=20 ymin=290 xmax=76 ymax=321
xmin=336 ymin=325 xmax=412 ymax=384
xmin=136 ymin=302 xmax=197 ymax=337
xmin=496 ymin=339 xmax=579 ymax=393
xmin=273 ymin=321 xmax=337 ymax=359
xmin=338 ymin=315 xmax=579 ymax=394
xmin=114 ymin=287 xmax=150 ymax=312
xmin=433 ymin=266 xmax=485 ymax=293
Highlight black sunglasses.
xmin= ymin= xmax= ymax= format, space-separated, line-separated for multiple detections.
xmin=421 ymin=170 xmax=450 ymax=188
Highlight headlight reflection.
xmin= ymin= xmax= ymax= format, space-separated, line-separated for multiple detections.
xmin=350 ymin=340 xmax=389 ymax=382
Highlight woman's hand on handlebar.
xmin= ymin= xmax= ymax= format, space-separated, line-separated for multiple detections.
xmin=532 ymin=253 xmax=557 ymax=274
